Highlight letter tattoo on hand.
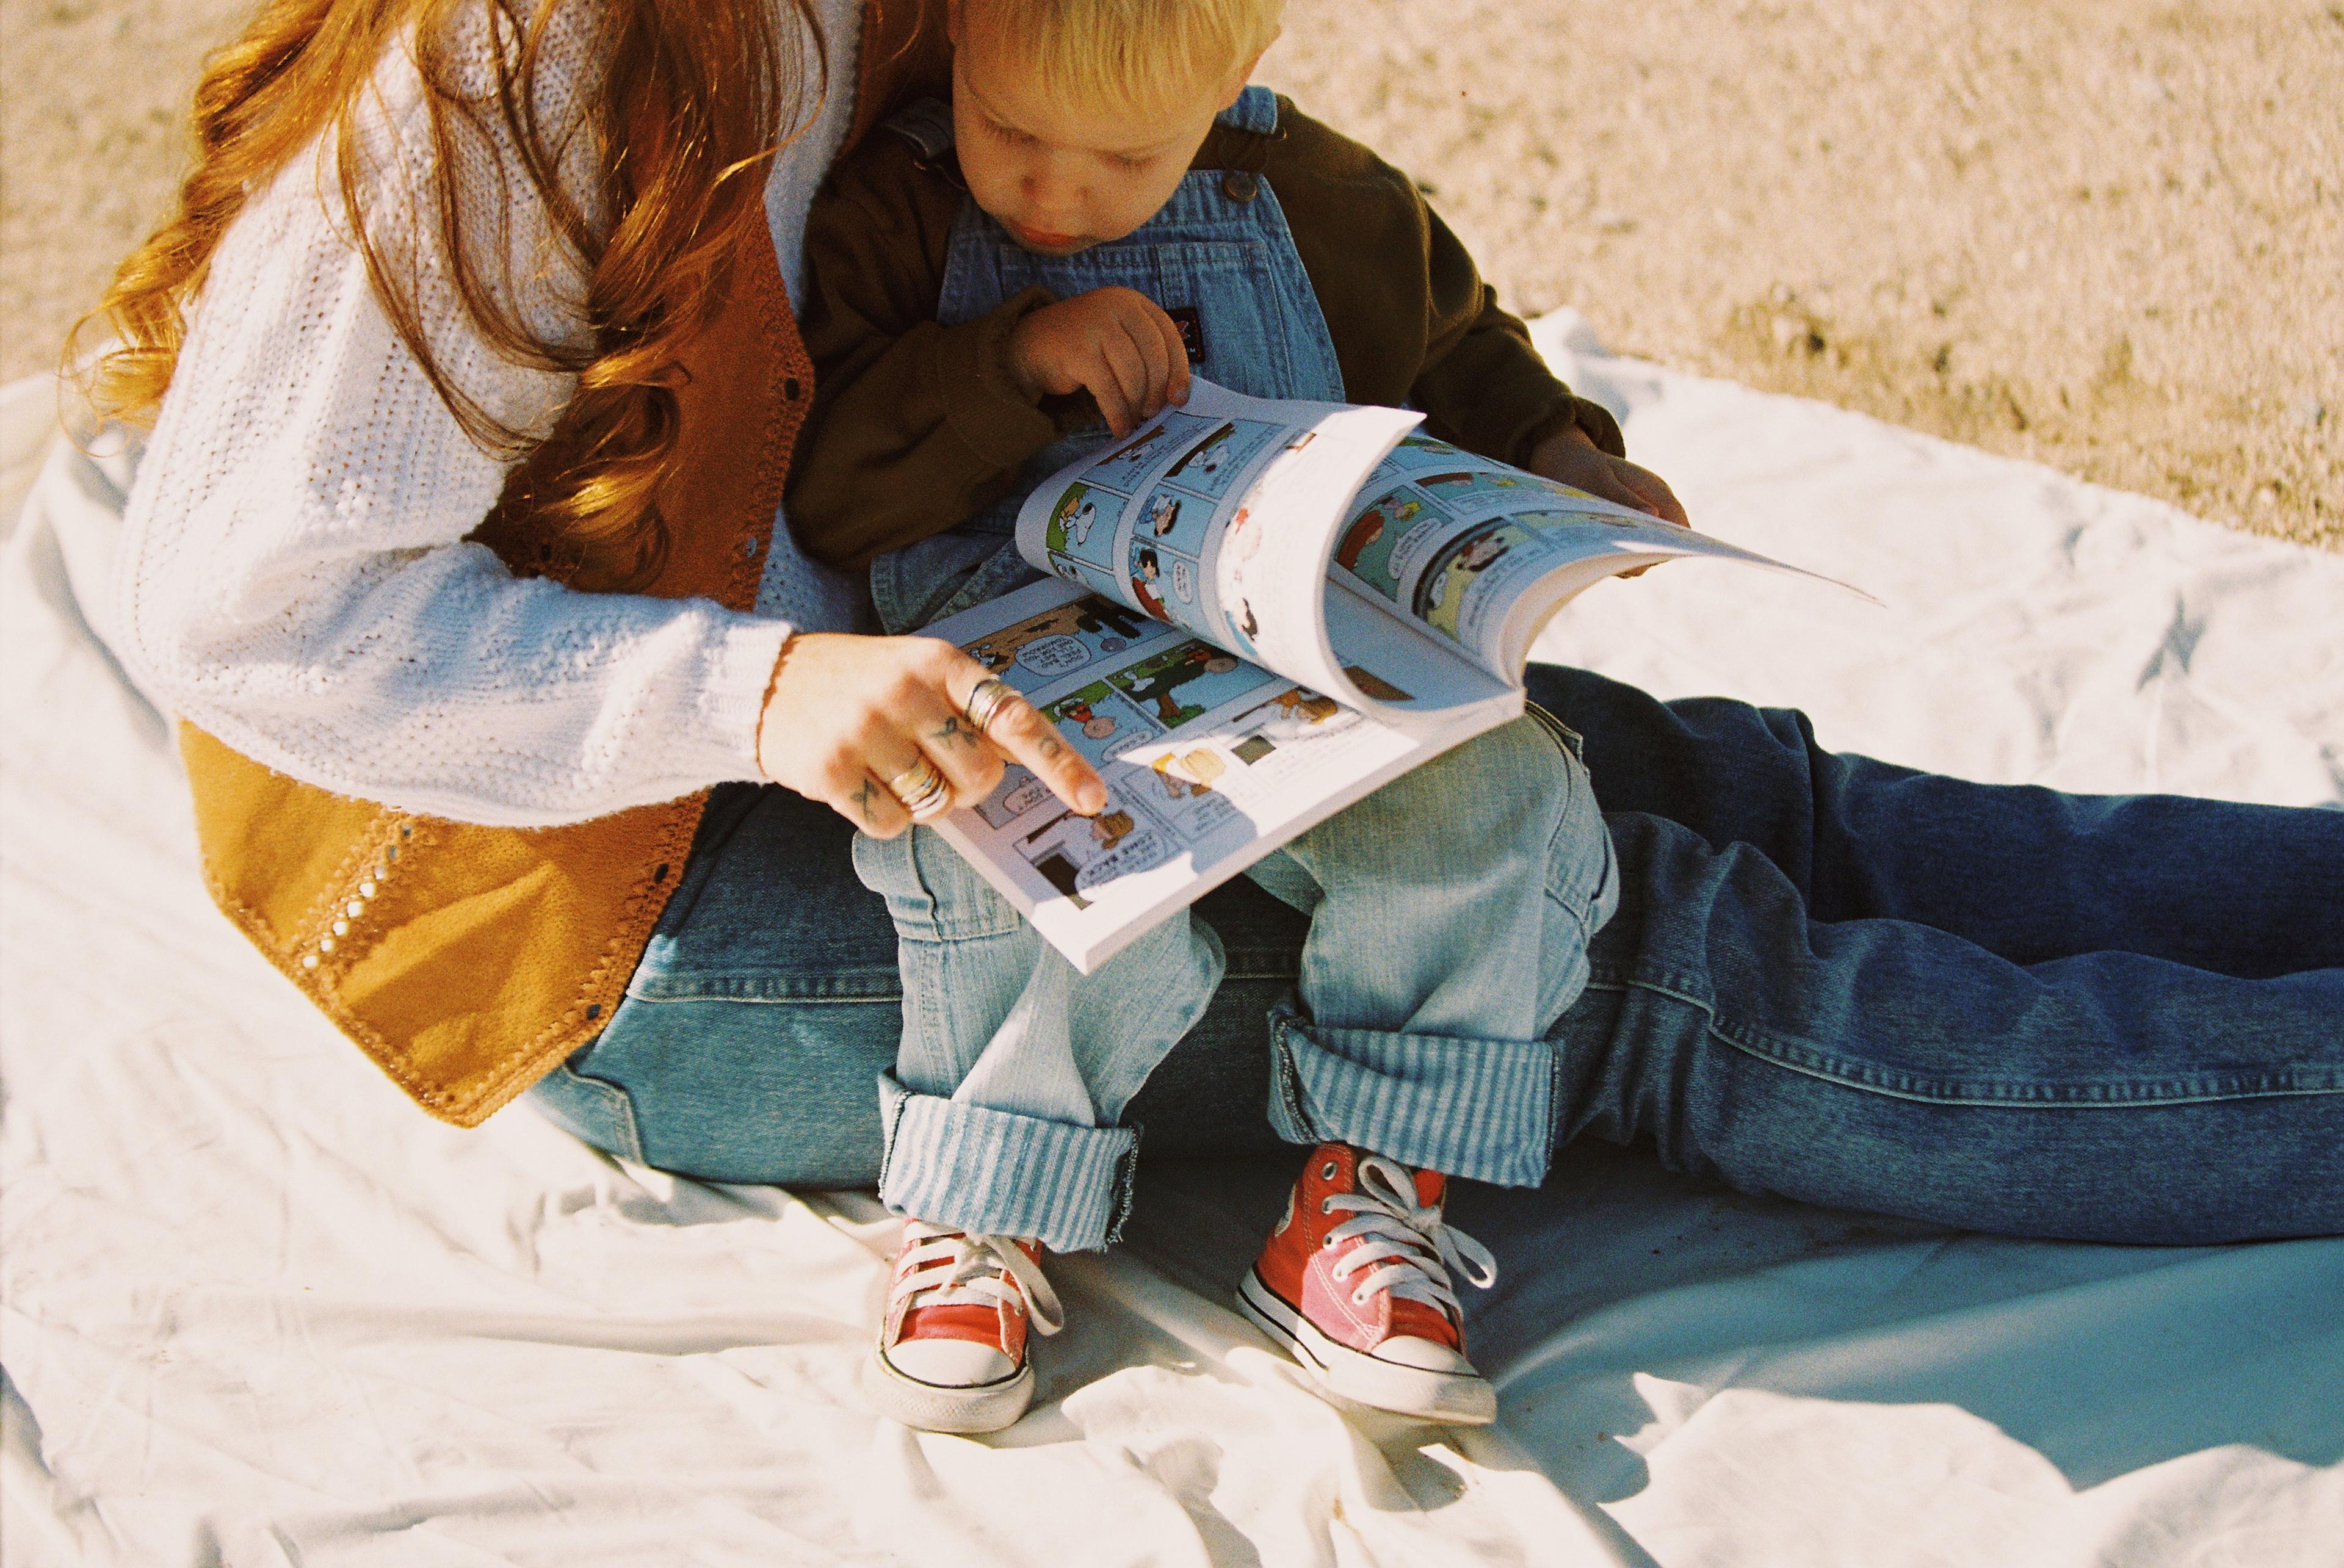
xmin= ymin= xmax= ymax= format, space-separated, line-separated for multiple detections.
xmin=852 ymin=778 xmax=884 ymax=825
xmin=930 ymin=716 xmax=972 ymax=751
xmin=1039 ymin=735 xmax=1065 ymax=758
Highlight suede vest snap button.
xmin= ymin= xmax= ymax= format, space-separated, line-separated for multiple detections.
xmin=1222 ymin=170 xmax=1259 ymax=203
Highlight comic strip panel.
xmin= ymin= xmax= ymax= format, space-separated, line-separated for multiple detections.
xmin=1159 ymin=417 xmax=1284 ymax=500
xmin=1331 ymin=485 xmax=1453 ymax=603
xmin=972 ymin=764 xmax=1057 ymax=830
xmin=1083 ymin=410 xmax=1218 ymax=492
xmin=1014 ymin=801 xmax=1178 ymax=909
xmin=1220 ymin=685 xmax=1362 ymax=768
xmin=1121 ymin=752 xmax=1245 ymax=841
xmin=1413 ymin=468 xmax=1547 ymax=511
xmin=1046 ymin=551 xmax=1131 ymax=608
xmin=1379 ymin=430 xmax=1470 ymax=473
xmin=1410 ymin=518 xmax=1539 ymax=645
xmin=1126 ymin=537 xmax=1207 ymax=629
xmin=1042 ymin=480 xmax=1127 ymax=575
xmin=1117 ymin=685 xmax=1386 ymax=829
xmin=960 ymin=595 xmax=1170 ymax=695
xmin=1102 ymin=640 xmax=1274 ymax=729
xmin=1041 ymin=681 xmax=1168 ymax=770
xmin=1134 ymin=484 xmax=1215 ymax=559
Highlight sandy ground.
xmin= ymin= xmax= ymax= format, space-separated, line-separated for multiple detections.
xmin=4 ymin=0 xmax=2337 ymax=547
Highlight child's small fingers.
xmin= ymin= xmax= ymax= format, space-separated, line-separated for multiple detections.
xmin=1615 ymin=460 xmax=1691 ymax=528
xmin=1088 ymin=369 xmax=1136 ymax=436
xmin=1098 ymin=333 xmax=1151 ymax=422
xmin=1591 ymin=473 xmax=1660 ymax=520
xmin=1154 ymin=309 xmax=1192 ymax=403
xmin=1121 ymin=314 xmax=1174 ymax=418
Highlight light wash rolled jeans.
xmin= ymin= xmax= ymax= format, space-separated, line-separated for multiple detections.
xmin=529 ymin=666 xmax=2344 ymax=1248
xmin=851 ymin=713 xmax=1616 ymax=1252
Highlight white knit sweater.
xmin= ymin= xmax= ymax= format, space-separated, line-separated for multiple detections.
xmin=115 ymin=0 xmax=864 ymax=829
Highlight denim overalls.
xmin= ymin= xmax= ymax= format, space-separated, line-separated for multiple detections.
xmin=855 ymin=89 xmax=1619 ymax=1251
xmin=868 ymin=87 xmax=1347 ymax=636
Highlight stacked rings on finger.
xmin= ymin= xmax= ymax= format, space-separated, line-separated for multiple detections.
xmin=886 ymin=756 xmax=952 ymax=820
xmin=963 ymin=676 xmax=1020 ymax=737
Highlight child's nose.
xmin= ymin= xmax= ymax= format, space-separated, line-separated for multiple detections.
xmin=1022 ymin=159 xmax=1084 ymax=224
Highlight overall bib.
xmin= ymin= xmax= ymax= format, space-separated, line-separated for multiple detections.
xmin=855 ymin=90 xmax=1619 ymax=1252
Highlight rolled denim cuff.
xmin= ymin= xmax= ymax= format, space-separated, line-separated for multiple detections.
xmin=875 ymin=1074 xmax=1140 ymax=1252
xmin=1265 ymin=1002 xmax=1557 ymax=1189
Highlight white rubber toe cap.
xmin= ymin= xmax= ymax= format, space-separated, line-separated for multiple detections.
xmin=884 ymin=1337 xmax=1018 ymax=1390
xmin=1371 ymin=1335 xmax=1478 ymax=1375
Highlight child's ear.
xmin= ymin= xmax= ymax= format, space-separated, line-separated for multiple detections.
xmin=1220 ymin=31 xmax=1281 ymax=108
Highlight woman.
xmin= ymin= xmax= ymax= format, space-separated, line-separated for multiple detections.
xmin=89 ymin=0 xmax=2342 ymax=1262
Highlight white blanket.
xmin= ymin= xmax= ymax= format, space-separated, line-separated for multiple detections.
xmin=4 ymin=321 xmax=2339 ymax=1567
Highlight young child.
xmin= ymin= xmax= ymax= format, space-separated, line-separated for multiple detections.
xmin=790 ymin=0 xmax=1674 ymax=1434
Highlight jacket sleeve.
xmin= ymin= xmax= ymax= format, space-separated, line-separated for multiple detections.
xmin=1409 ymin=206 xmax=1627 ymax=463
xmin=786 ymin=137 xmax=1060 ymax=572
xmin=113 ymin=13 xmax=799 ymax=829
xmin=1265 ymin=104 xmax=1624 ymax=466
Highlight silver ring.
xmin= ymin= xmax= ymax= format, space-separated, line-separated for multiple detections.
xmin=886 ymin=757 xmax=952 ymax=820
xmin=963 ymin=676 xmax=1020 ymax=737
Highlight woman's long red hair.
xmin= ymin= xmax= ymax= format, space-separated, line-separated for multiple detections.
xmin=72 ymin=0 xmax=821 ymax=581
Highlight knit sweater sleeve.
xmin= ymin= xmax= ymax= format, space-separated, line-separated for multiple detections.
xmin=114 ymin=2 xmax=794 ymax=829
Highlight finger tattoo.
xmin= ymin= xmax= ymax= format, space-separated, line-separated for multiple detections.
xmin=852 ymin=778 xmax=884 ymax=825
xmin=930 ymin=716 xmax=972 ymax=750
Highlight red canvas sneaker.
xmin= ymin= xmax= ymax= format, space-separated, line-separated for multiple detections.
xmin=866 ymin=1222 xmax=1064 ymax=1434
xmin=1238 ymin=1143 xmax=1500 ymax=1425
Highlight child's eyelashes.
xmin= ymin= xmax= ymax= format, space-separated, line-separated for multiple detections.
xmin=977 ymin=115 xmax=1157 ymax=172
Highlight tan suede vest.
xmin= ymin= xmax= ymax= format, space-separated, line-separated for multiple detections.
xmin=179 ymin=1 xmax=949 ymax=1127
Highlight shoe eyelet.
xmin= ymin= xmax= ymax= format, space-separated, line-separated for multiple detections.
xmin=1321 ymin=1234 xmax=1338 ymax=1249
xmin=1319 ymin=1197 xmax=1336 ymax=1216
xmin=1351 ymin=1290 xmax=1369 ymax=1306
xmin=1320 ymin=1160 xmax=1339 ymax=1180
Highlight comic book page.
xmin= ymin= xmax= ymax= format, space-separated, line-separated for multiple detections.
xmin=922 ymin=576 xmax=1513 ymax=973
xmin=1333 ymin=432 xmax=1859 ymax=673
xmin=1013 ymin=380 xmax=1512 ymax=721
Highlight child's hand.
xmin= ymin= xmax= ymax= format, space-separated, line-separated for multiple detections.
xmin=1527 ymin=425 xmax=1690 ymax=530
xmin=1008 ymin=288 xmax=1192 ymax=437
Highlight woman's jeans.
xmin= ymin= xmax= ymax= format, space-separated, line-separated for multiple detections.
xmin=853 ymin=715 xmax=1616 ymax=1251
xmin=529 ymin=667 xmax=2344 ymax=1245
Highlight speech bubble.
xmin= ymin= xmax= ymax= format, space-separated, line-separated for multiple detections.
xmin=1079 ymin=829 xmax=1171 ymax=891
xmin=997 ymin=772 xmax=1051 ymax=817
xmin=1016 ymin=634 xmax=1091 ymax=674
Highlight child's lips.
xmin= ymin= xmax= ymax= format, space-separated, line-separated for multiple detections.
xmin=1010 ymin=220 xmax=1081 ymax=250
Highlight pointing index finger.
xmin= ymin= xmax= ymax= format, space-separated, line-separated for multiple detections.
xmin=1000 ymin=700 xmax=1109 ymax=814
xmin=951 ymin=662 xmax=1107 ymax=815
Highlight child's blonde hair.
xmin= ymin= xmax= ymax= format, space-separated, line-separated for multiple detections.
xmin=960 ymin=0 xmax=1284 ymax=117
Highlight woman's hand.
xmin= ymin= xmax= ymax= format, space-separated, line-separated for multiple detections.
xmin=1008 ymin=287 xmax=1192 ymax=436
xmin=1526 ymin=425 xmax=1690 ymax=529
xmin=757 ymin=632 xmax=1107 ymax=837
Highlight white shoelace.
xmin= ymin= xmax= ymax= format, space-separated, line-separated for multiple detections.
xmin=888 ymin=1222 xmax=1066 ymax=1337
xmin=1324 ymin=1157 xmax=1499 ymax=1321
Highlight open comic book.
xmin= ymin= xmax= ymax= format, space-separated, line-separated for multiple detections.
xmin=923 ymin=379 xmax=1848 ymax=972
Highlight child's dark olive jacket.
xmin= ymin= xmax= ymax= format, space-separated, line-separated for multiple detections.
xmin=787 ymin=93 xmax=1625 ymax=573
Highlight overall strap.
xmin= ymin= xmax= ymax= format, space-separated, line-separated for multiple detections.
xmin=881 ymin=96 xmax=958 ymax=164
xmin=1217 ymin=84 xmax=1281 ymax=138
xmin=1201 ymin=85 xmax=1284 ymax=175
